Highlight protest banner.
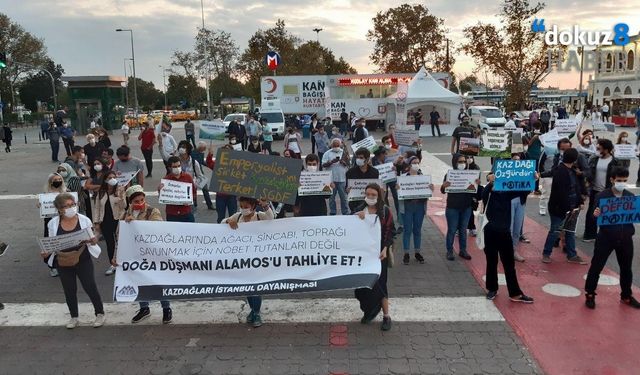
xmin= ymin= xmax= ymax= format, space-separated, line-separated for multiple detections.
xmin=555 ymin=119 xmax=577 ymax=136
xmin=445 ymin=170 xmax=480 ymax=193
xmin=614 ymin=144 xmax=636 ymax=160
xmin=347 ymin=179 xmax=385 ymax=201
xmin=350 ymin=136 xmax=377 ymax=153
xmin=232 ymin=143 xmax=243 ymax=151
xmin=511 ymin=132 xmax=524 ymax=153
xmin=159 ymin=179 xmax=194 ymax=205
xmin=597 ymin=195 xmax=640 ymax=226
xmin=397 ymin=175 xmax=432 ymax=199
xmin=592 ymin=120 xmax=607 ymax=132
xmin=38 ymin=192 xmax=78 ymax=218
xmin=199 ymin=120 xmax=226 ymax=140
xmin=540 ymin=128 xmax=562 ymax=155
xmin=210 ymin=148 xmax=302 ymax=205
xmin=38 ymin=227 xmax=94 ymax=254
xmin=298 ymin=171 xmax=332 ymax=196
xmin=493 ymin=159 xmax=536 ymax=191
xmin=113 ymin=216 xmax=382 ymax=301
xmin=459 ymin=137 xmax=480 ymax=156
xmin=394 ymin=129 xmax=420 ymax=147
xmin=479 ymin=129 xmax=511 ymax=158
xmin=115 ymin=170 xmax=139 ymax=186
xmin=374 ymin=162 xmax=397 ymax=183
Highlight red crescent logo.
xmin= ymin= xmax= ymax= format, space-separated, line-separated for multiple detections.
xmin=265 ymin=78 xmax=277 ymax=93
xmin=437 ymin=78 xmax=449 ymax=89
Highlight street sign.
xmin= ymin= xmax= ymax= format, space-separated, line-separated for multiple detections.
xmin=265 ymin=51 xmax=281 ymax=71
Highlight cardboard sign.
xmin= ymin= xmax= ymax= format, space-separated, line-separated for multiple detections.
xmin=232 ymin=143 xmax=243 ymax=151
xmin=394 ymin=129 xmax=420 ymax=147
xmin=210 ymin=148 xmax=302 ymax=205
xmin=479 ymin=129 xmax=511 ymax=158
xmin=445 ymin=170 xmax=480 ymax=193
xmin=298 ymin=171 xmax=332 ymax=196
xmin=493 ymin=159 xmax=536 ymax=191
xmin=350 ymin=136 xmax=377 ymax=153
xmin=374 ymin=162 xmax=397 ymax=183
xmin=397 ymin=175 xmax=432 ymax=200
xmin=458 ymin=137 xmax=480 ymax=156
xmin=38 ymin=192 xmax=78 ymax=218
xmin=115 ymin=171 xmax=139 ymax=187
xmin=614 ymin=144 xmax=636 ymax=160
xmin=597 ymin=195 xmax=640 ymax=226
xmin=158 ymin=179 xmax=194 ymax=205
xmin=199 ymin=121 xmax=226 ymax=140
xmin=540 ymin=128 xmax=562 ymax=155
xmin=555 ymin=119 xmax=577 ymax=136
xmin=38 ymin=227 xmax=94 ymax=254
xmin=347 ymin=179 xmax=385 ymax=201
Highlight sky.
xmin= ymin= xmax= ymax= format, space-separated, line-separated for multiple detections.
xmin=2 ymin=0 xmax=639 ymax=93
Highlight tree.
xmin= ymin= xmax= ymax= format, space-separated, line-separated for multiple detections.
xmin=458 ymin=75 xmax=481 ymax=94
xmin=166 ymin=74 xmax=205 ymax=109
xmin=209 ymin=73 xmax=249 ymax=103
xmin=462 ymin=0 xmax=559 ymax=111
xmin=127 ymin=77 xmax=163 ymax=110
xmin=367 ymin=4 xmax=453 ymax=73
xmin=195 ymin=28 xmax=238 ymax=78
xmin=170 ymin=50 xmax=198 ymax=78
xmin=18 ymin=58 xmax=64 ymax=111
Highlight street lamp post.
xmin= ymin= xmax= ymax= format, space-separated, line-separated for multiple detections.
xmin=123 ymin=58 xmax=132 ymax=110
xmin=201 ymin=0 xmax=212 ymax=119
xmin=312 ymin=28 xmax=323 ymax=42
xmin=116 ymin=28 xmax=138 ymax=115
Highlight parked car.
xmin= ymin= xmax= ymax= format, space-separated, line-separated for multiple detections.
xmin=468 ymin=106 xmax=506 ymax=130
xmin=223 ymin=113 xmax=247 ymax=130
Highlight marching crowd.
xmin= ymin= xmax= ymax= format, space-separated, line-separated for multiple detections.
xmin=17 ymin=108 xmax=640 ymax=331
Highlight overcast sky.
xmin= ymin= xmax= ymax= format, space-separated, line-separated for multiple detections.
xmin=2 ymin=0 xmax=639 ymax=92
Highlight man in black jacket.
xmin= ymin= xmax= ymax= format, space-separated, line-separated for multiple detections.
xmin=542 ymin=148 xmax=587 ymax=264
xmin=585 ymin=166 xmax=640 ymax=309
xmin=227 ymin=120 xmax=247 ymax=151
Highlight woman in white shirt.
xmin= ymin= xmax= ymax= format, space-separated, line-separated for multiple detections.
xmin=284 ymin=127 xmax=303 ymax=159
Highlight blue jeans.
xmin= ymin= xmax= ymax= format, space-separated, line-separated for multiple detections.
xmin=166 ymin=212 xmax=195 ymax=222
xmin=510 ymin=198 xmax=526 ymax=250
xmin=385 ymin=183 xmax=402 ymax=227
xmin=543 ymin=214 xmax=577 ymax=258
xmin=139 ymin=301 xmax=170 ymax=309
xmin=402 ymin=201 xmax=426 ymax=252
xmin=445 ymin=207 xmax=472 ymax=254
xmin=50 ymin=140 xmax=60 ymax=161
xmin=186 ymin=134 xmax=196 ymax=148
xmin=247 ymin=296 xmax=262 ymax=313
xmin=216 ymin=195 xmax=238 ymax=223
xmin=330 ymin=182 xmax=349 ymax=215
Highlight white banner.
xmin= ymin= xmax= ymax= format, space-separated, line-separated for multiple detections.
xmin=394 ymin=129 xmax=420 ymax=147
xmin=115 ymin=171 xmax=139 ymax=187
xmin=374 ymin=162 xmax=397 ymax=183
xmin=38 ymin=227 xmax=94 ymax=254
xmin=540 ymin=128 xmax=562 ymax=155
xmin=555 ymin=119 xmax=577 ymax=136
xmin=347 ymin=179 xmax=385 ymax=201
xmin=199 ymin=121 xmax=226 ymax=140
xmin=38 ymin=192 xmax=78 ymax=218
xmin=350 ymin=136 xmax=377 ymax=153
xmin=398 ymin=175 xmax=432 ymax=199
xmin=159 ymin=179 xmax=193 ymax=205
xmin=113 ymin=217 xmax=381 ymax=301
xmin=445 ymin=170 xmax=480 ymax=193
xmin=614 ymin=144 xmax=637 ymax=160
xmin=298 ymin=171 xmax=332 ymax=196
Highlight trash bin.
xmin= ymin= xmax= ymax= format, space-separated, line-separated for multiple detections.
xmin=302 ymin=124 xmax=310 ymax=139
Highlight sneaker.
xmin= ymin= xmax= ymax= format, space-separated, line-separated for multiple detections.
xmin=539 ymin=210 xmax=547 ymax=216
xmin=514 ymin=252 xmax=525 ymax=262
xmin=567 ymin=255 xmax=588 ymax=265
xmin=446 ymin=252 xmax=455 ymax=261
xmin=469 ymin=229 xmax=477 ymax=237
xmin=403 ymin=254 xmax=410 ymax=265
xmin=0 ymin=242 xmax=7 ymax=256
xmin=207 ymin=206 xmax=215 ymax=210
xmin=104 ymin=265 xmax=116 ymax=276
xmin=486 ymin=290 xmax=498 ymax=300
xmin=131 ymin=308 xmax=150 ymax=324
xmin=162 ymin=308 xmax=172 ymax=324
xmin=542 ymin=255 xmax=552 ymax=263
xmin=582 ymin=238 xmax=595 ymax=243
xmin=519 ymin=236 xmax=530 ymax=243
xmin=621 ymin=296 xmax=640 ymax=309
xmin=252 ymin=313 xmax=263 ymax=328
xmin=49 ymin=268 xmax=59 ymax=277
xmin=414 ymin=253 xmax=425 ymax=264
xmin=66 ymin=317 xmax=79 ymax=329
xmin=381 ymin=316 xmax=392 ymax=331
xmin=510 ymin=295 xmax=534 ymax=303
xmin=93 ymin=313 xmax=105 ymax=328
xmin=360 ymin=315 xmax=372 ymax=324
xmin=585 ymin=294 xmax=596 ymax=309
xmin=145 ymin=174 xmax=152 ymax=178
xmin=458 ymin=251 xmax=472 ymax=260
xmin=246 ymin=310 xmax=255 ymax=324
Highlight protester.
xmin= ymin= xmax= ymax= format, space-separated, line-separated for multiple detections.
xmin=47 ymin=121 xmax=61 ymax=162
xmin=399 ymin=156 xmax=431 ymax=264
xmin=346 ymin=148 xmax=380 ymax=213
xmin=84 ymin=134 xmax=105 ymax=168
xmin=353 ymin=118 xmax=369 ymax=143
xmin=284 ymin=127 xmax=303 ymax=158
xmin=176 ymin=140 xmax=206 ymax=209
xmin=42 ymin=193 xmax=105 ymax=329
xmin=246 ymin=115 xmax=261 ymax=144
xmin=64 ymin=146 xmax=86 ymax=177
xmin=184 ymin=119 xmax=196 ymax=148
xmin=414 ymin=108 xmax=423 ymax=132
xmin=84 ymin=158 xmax=109 ymax=193
xmin=60 ymin=121 xmax=76 ymax=156
xmin=192 ymin=142 xmax=214 ymax=210
xmin=206 ymin=145 xmax=238 ymax=222
xmin=585 ymin=167 xmax=640 ymax=309
xmin=227 ymin=120 xmax=247 ymax=150
xmin=260 ymin=119 xmax=273 ymax=154
xmin=247 ymin=136 xmax=262 ymax=153
xmin=91 ymin=171 xmax=125 ymax=276
xmin=429 ymin=108 xmax=441 ymax=137
xmin=96 ymin=128 xmax=111 ymax=150
xmin=2 ymin=123 xmax=12 ymax=152
xmin=457 ymin=108 xmax=466 ymax=125
xmin=295 ymin=154 xmax=329 ymax=217
xmin=121 ymin=120 xmax=130 ymax=146
xmin=222 ymin=197 xmax=274 ymax=327
xmin=322 ymin=138 xmax=350 ymax=215
xmin=524 ymin=121 xmax=543 ymax=195
xmin=39 ymin=173 xmax=68 ymax=277
xmin=160 ymin=156 xmax=196 ymax=222
xmin=601 ymin=102 xmax=610 ymax=122
xmin=355 ymin=183 xmax=394 ymax=331
xmin=387 ymin=124 xmax=399 ymax=149
xmin=114 ymin=145 xmax=145 ymax=188
xmin=158 ymin=121 xmax=178 ymax=173
xmin=139 ymin=121 xmax=156 ymax=178
xmin=372 ymin=144 xmax=401 ymax=230
xmin=466 ymin=156 xmax=483 ymax=236
xmin=314 ymin=125 xmax=330 ymax=162
xmin=577 ymin=130 xmax=597 ymax=158
xmin=539 ymin=107 xmax=551 ymax=133
xmin=450 ymin=116 xmax=476 ymax=154
xmin=101 ymin=148 xmax=115 ymax=170
xmin=57 ymin=163 xmax=88 ymax=215
xmin=340 ymin=108 xmax=349 ymax=137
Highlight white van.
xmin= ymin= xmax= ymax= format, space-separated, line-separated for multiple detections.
xmin=259 ymin=100 xmax=286 ymax=139
xmin=468 ymin=106 xmax=506 ymax=130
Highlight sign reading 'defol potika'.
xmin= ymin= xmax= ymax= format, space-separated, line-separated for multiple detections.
xmin=614 ymin=144 xmax=636 ymax=160
xmin=113 ymin=216 xmax=381 ymax=301
xmin=210 ymin=148 xmax=302 ymax=205
xmin=597 ymin=195 xmax=640 ymax=226
xmin=347 ymin=179 xmax=385 ymax=201
xmin=445 ymin=170 xmax=480 ymax=193
xmin=374 ymin=162 xmax=397 ymax=183
xmin=39 ymin=192 xmax=78 ymax=218
xmin=159 ymin=179 xmax=194 ymax=205
xmin=493 ymin=159 xmax=536 ymax=191
xmin=397 ymin=175 xmax=432 ymax=199
xmin=298 ymin=171 xmax=332 ymax=196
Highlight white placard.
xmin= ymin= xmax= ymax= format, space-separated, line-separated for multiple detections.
xmin=159 ymin=179 xmax=193 ymax=205
xmin=298 ymin=171 xmax=332 ymax=196
xmin=347 ymin=179 xmax=385 ymax=201
xmin=38 ymin=227 xmax=94 ymax=254
xmin=38 ymin=192 xmax=79 ymax=218
xmin=540 ymin=128 xmax=562 ymax=155
xmin=397 ymin=175 xmax=432 ymax=200
xmin=232 ymin=143 xmax=243 ymax=151
xmin=350 ymin=136 xmax=377 ymax=153
xmin=555 ymin=119 xmax=577 ymax=135
xmin=614 ymin=144 xmax=637 ymax=160
xmin=115 ymin=171 xmax=139 ymax=187
xmin=394 ymin=129 xmax=420 ymax=147
xmin=374 ymin=162 xmax=397 ymax=184
xmin=445 ymin=170 xmax=480 ymax=193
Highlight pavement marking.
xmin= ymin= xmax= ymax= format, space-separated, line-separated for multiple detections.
xmin=541 ymin=283 xmax=582 ymax=297
xmin=185 ymin=338 xmax=200 ymax=347
xmin=0 ymin=297 xmax=504 ymax=327
xmin=582 ymin=273 xmax=620 ymax=285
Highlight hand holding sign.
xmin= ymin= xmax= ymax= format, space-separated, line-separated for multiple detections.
xmin=158 ymin=179 xmax=193 ymax=205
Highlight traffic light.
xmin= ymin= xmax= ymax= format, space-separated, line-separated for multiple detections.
xmin=0 ymin=52 xmax=6 ymax=69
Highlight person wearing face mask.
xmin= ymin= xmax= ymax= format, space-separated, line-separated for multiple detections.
xmin=295 ymin=154 xmax=330 ymax=217
xmin=223 ymin=197 xmax=274 ymax=327
xmin=450 ymin=116 xmax=477 ymax=154
xmin=398 ymin=156 xmax=432 ymax=264
xmin=585 ymin=167 xmax=640 ymax=310
xmin=57 ymin=163 xmax=89 ymax=216
xmin=355 ymin=184 xmax=395 ymax=331
xmin=91 ymin=171 xmax=126 ymax=275
xmin=524 ymin=122 xmax=544 ymax=195
xmin=441 ymin=154 xmax=481 ymax=261
xmin=184 ymin=119 xmax=196 ymax=148
xmin=158 ymin=121 xmax=178 ymax=173
xmin=314 ymin=125 xmax=330 ymax=162
xmin=322 ymin=138 xmax=351 ymax=215
xmin=47 ymin=121 xmax=62 ymax=162
xmin=192 ymin=142 xmax=215 ymax=210
xmin=159 ymin=156 xmax=197 ymax=222
xmin=247 ymin=136 xmax=263 ymax=153
xmin=39 ymin=173 xmax=68 ymax=277
xmin=84 ymin=159 xmax=110 ymax=193
xmin=507 ymin=153 xmax=536 ymax=262
xmin=60 ymin=120 xmax=76 ymax=157
xmin=577 ymin=130 xmax=597 ymax=158
xmin=114 ymin=145 xmax=145 ymax=188
xmin=615 ymin=131 xmax=632 ymax=168
xmin=138 ymin=122 xmax=156 ymax=178
xmin=260 ymin=119 xmax=273 ymax=154
xmin=83 ymin=134 xmax=105 ymax=168
xmin=464 ymin=156 xmax=483 ymax=237
xmin=346 ymin=148 xmax=380 ymax=213
xmin=121 ymin=120 xmax=130 ymax=146
xmin=227 ymin=120 xmax=247 ymax=150
xmin=177 ymin=140 xmax=207 ymax=209
xmin=41 ymin=193 xmax=105 ymax=329
xmin=284 ymin=127 xmax=303 ymax=159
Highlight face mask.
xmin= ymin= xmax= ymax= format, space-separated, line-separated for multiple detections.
xmin=410 ymin=164 xmax=420 ymax=171
xmin=252 ymin=142 xmax=259 ymax=146
xmin=467 ymin=158 xmax=474 ymax=164
xmin=94 ymin=165 xmax=103 ymax=172
xmin=63 ymin=124 xmax=68 ymax=127
xmin=178 ymin=148 xmax=187 ymax=155
xmin=132 ymin=202 xmax=146 ymax=211
xmin=457 ymin=163 xmax=466 ymax=170
xmin=364 ymin=197 xmax=377 ymax=206
xmin=52 ymin=181 xmax=63 ymax=188
xmin=230 ymin=140 xmax=237 ymax=144
xmin=172 ymin=167 xmax=182 ymax=175
xmin=356 ymin=159 xmax=366 ymax=167
xmin=88 ymin=139 xmax=96 ymax=145
xmin=63 ymin=206 xmax=78 ymax=218
xmin=59 ymin=171 xmax=68 ymax=178
xmin=384 ymin=144 xmax=392 ymax=150
xmin=307 ymin=165 xmax=318 ymax=172
xmin=107 ymin=178 xmax=118 ymax=186
xmin=614 ymin=182 xmax=626 ymax=192
xmin=584 ymin=139 xmax=591 ymax=145
xmin=622 ymin=137 xmax=628 ymax=142
xmin=332 ymin=147 xmax=341 ymax=152
xmin=240 ymin=208 xmax=254 ymax=216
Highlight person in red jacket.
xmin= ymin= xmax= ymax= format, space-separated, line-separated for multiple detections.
xmin=159 ymin=156 xmax=196 ymax=222
xmin=138 ymin=122 xmax=156 ymax=178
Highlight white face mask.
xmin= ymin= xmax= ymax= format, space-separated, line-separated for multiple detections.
xmin=63 ymin=206 xmax=78 ymax=218
xmin=88 ymin=139 xmax=96 ymax=145
xmin=332 ymin=147 xmax=341 ymax=152
xmin=59 ymin=171 xmax=68 ymax=178
xmin=171 ymin=167 xmax=182 ymax=175
xmin=410 ymin=164 xmax=420 ymax=171
xmin=307 ymin=165 xmax=318 ymax=172
xmin=94 ymin=165 xmax=103 ymax=172
xmin=230 ymin=140 xmax=237 ymax=144
xmin=457 ymin=163 xmax=466 ymax=170
xmin=584 ymin=139 xmax=591 ymax=145
xmin=107 ymin=178 xmax=118 ymax=186
xmin=614 ymin=182 xmax=626 ymax=192
xmin=240 ymin=208 xmax=254 ymax=216
xmin=178 ymin=148 xmax=187 ymax=155
xmin=384 ymin=144 xmax=392 ymax=150
xmin=364 ymin=197 xmax=377 ymax=206
xmin=356 ymin=159 xmax=366 ymax=167
xmin=621 ymin=137 xmax=628 ymax=142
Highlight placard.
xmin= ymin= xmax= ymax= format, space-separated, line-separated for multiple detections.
xmin=374 ymin=162 xmax=397 ymax=183
xmin=115 ymin=170 xmax=139 ymax=187
xmin=38 ymin=227 xmax=94 ymax=254
xmin=38 ymin=192 xmax=78 ymax=218
xmin=597 ymin=195 xmax=640 ymax=226
xmin=479 ymin=129 xmax=511 ymax=158
xmin=350 ymin=136 xmax=377 ymax=153
xmin=614 ymin=144 xmax=636 ymax=160
xmin=493 ymin=159 xmax=536 ymax=191
xmin=445 ymin=170 xmax=480 ymax=193
xmin=458 ymin=137 xmax=480 ymax=156
xmin=394 ymin=129 xmax=420 ymax=147
xmin=159 ymin=179 xmax=193 ymax=205
xmin=511 ymin=132 xmax=524 ymax=153
xmin=210 ymin=148 xmax=302 ymax=205
xmin=397 ymin=175 xmax=432 ymax=200
xmin=199 ymin=121 xmax=226 ymax=140
xmin=555 ymin=119 xmax=577 ymax=136
xmin=347 ymin=179 xmax=385 ymax=201
xmin=232 ymin=143 xmax=243 ymax=151
xmin=540 ymin=128 xmax=562 ymax=155
xmin=298 ymin=171 xmax=332 ymax=196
